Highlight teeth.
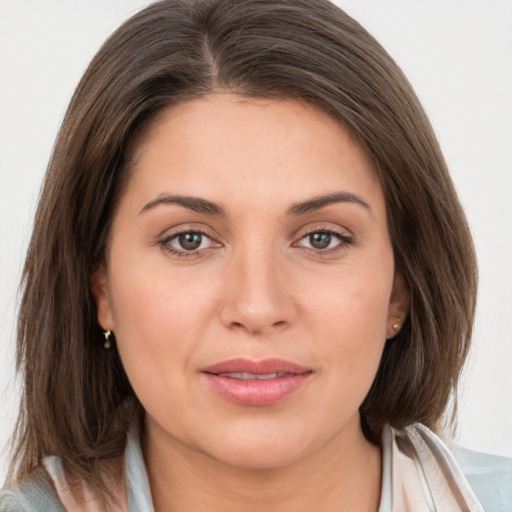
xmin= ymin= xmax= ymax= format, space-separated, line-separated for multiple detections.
xmin=217 ymin=372 xmax=286 ymax=380
xmin=257 ymin=372 xmax=280 ymax=380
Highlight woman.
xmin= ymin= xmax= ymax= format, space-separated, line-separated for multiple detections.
xmin=1 ymin=0 xmax=510 ymax=510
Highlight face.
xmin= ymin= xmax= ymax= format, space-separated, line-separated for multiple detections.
xmin=93 ymin=94 xmax=407 ymax=469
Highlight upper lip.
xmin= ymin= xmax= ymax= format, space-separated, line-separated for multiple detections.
xmin=201 ymin=358 xmax=311 ymax=375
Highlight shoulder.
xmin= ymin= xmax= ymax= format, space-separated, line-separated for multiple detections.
xmin=451 ymin=444 xmax=512 ymax=512
xmin=0 ymin=466 xmax=65 ymax=512
xmin=404 ymin=424 xmax=512 ymax=512
xmin=1 ymin=455 xmax=127 ymax=512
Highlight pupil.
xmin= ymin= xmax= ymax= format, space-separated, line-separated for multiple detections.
xmin=310 ymin=232 xmax=331 ymax=249
xmin=179 ymin=232 xmax=202 ymax=250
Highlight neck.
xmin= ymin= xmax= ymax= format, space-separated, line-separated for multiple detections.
xmin=143 ymin=415 xmax=382 ymax=512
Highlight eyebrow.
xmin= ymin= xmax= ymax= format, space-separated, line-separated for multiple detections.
xmin=140 ymin=194 xmax=227 ymax=216
xmin=286 ymin=192 xmax=371 ymax=215
xmin=139 ymin=191 xmax=370 ymax=217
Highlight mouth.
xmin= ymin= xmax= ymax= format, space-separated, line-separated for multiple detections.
xmin=215 ymin=371 xmax=288 ymax=380
xmin=201 ymin=358 xmax=312 ymax=406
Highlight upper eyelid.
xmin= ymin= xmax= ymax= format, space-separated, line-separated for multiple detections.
xmin=294 ymin=223 xmax=352 ymax=239
xmin=158 ymin=228 xmax=221 ymax=257
xmin=159 ymin=229 xmax=220 ymax=257
xmin=292 ymin=224 xmax=354 ymax=252
xmin=295 ymin=230 xmax=351 ymax=247
xmin=159 ymin=224 xmax=219 ymax=241
xmin=157 ymin=223 xmax=353 ymax=246
xmin=165 ymin=230 xmax=213 ymax=243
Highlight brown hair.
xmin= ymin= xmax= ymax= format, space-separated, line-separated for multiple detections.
xmin=8 ymin=0 xmax=477 ymax=499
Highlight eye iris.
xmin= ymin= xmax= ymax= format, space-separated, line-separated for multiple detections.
xmin=178 ymin=232 xmax=202 ymax=251
xmin=310 ymin=232 xmax=331 ymax=249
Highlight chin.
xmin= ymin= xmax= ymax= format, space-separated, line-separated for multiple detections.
xmin=209 ymin=442 xmax=310 ymax=471
xmin=194 ymin=420 xmax=319 ymax=470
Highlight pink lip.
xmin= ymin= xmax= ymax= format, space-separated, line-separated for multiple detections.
xmin=201 ymin=358 xmax=312 ymax=406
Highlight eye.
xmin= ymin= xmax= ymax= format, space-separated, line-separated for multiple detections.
xmin=296 ymin=230 xmax=352 ymax=251
xmin=160 ymin=230 xmax=218 ymax=256
xmin=174 ymin=232 xmax=206 ymax=251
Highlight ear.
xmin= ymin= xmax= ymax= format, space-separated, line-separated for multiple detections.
xmin=386 ymin=272 xmax=409 ymax=339
xmin=90 ymin=263 xmax=115 ymax=332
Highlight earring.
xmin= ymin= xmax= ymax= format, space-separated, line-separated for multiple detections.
xmin=103 ymin=330 xmax=112 ymax=349
xmin=392 ymin=318 xmax=401 ymax=331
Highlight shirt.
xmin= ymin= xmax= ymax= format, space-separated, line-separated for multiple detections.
xmin=1 ymin=423 xmax=511 ymax=511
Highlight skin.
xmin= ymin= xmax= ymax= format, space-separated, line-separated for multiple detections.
xmin=93 ymin=94 xmax=408 ymax=512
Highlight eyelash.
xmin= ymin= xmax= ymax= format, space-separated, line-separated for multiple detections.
xmin=158 ymin=226 xmax=353 ymax=258
xmin=295 ymin=227 xmax=353 ymax=254
xmin=159 ymin=228 xmax=218 ymax=258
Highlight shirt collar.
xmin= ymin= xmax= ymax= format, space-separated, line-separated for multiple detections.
xmin=123 ymin=422 xmax=484 ymax=512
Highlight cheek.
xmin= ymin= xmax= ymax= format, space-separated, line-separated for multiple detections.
xmin=305 ymin=268 xmax=392 ymax=345
xmin=302 ymin=260 xmax=392 ymax=390
xmin=106 ymin=262 xmax=219 ymax=402
xmin=110 ymin=255 xmax=218 ymax=336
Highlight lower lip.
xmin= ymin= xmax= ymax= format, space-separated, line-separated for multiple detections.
xmin=202 ymin=373 xmax=311 ymax=406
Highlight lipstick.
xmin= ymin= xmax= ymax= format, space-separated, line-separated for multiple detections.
xmin=201 ymin=358 xmax=312 ymax=406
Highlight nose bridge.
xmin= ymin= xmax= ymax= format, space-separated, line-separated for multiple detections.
xmin=220 ymin=238 xmax=294 ymax=334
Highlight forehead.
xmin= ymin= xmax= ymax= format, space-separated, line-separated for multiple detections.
xmin=124 ymin=93 xmax=383 ymax=215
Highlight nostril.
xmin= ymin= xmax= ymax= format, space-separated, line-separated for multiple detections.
xmin=228 ymin=319 xmax=288 ymax=334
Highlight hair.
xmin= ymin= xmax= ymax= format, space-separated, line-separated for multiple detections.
xmin=8 ymin=0 xmax=477 ymax=501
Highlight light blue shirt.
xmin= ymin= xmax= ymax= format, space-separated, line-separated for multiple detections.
xmin=1 ymin=423 xmax=511 ymax=511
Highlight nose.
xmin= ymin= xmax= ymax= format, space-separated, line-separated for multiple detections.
xmin=219 ymin=246 xmax=297 ymax=336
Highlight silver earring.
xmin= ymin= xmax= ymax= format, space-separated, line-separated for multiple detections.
xmin=103 ymin=330 xmax=112 ymax=349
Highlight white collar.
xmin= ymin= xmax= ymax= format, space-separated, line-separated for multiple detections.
xmin=122 ymin=422 xmax=486 ymax=512
xmin=378 ymin=424 xmax=485 ymax=511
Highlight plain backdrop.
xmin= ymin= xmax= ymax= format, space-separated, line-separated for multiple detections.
xmin=1 ymin=0 xmax=511 ymax=480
